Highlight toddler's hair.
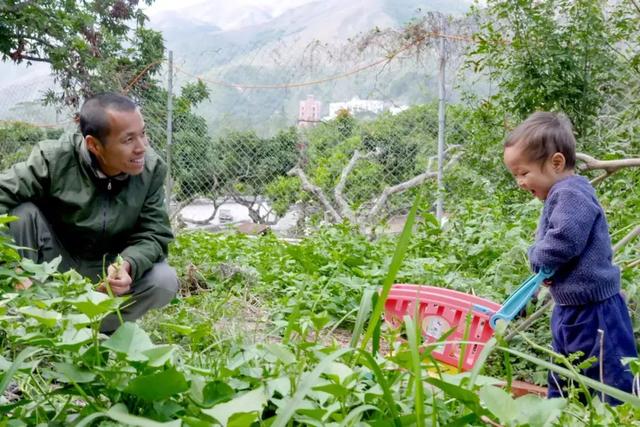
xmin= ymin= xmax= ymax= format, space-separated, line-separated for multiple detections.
xmin=504 ymin=112 xmax=576 ymax=170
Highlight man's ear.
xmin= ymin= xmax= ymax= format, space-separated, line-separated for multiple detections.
xmin=550 ymin=152 xmax=566 ymax=172
xmin=85 ymin=135 xmax=102 ymax=157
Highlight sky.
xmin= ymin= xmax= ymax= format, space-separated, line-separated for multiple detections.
xmin=144 ymin=0 xmax=318 ymax=30
xmin=0 ymin=0 xmax=479 ymax=90
xmin=146 ymin=0 xmax=315 ymax=15
xmin=146 ymin=0 xmax=478 ymax=13
xmin=144 ymin=0 xmax=478 ymax=30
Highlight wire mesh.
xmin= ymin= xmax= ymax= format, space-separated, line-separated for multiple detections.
xmin=0 ymin=18 xmax=638 ymax=236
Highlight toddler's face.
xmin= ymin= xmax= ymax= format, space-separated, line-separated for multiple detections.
xmin=503 ymin=143 xmax=558 ymax=201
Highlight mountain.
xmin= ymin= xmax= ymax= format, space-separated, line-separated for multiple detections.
xmin=152 ymin=0 xmax=470 ymax=68
xmin=150 ymin=0 xmax=474 ymax=136
xmin=147 ymin=0 xmax=318 ymax=31
xmin=0 ymin=0 xmax=475 ymax=133
xmin=0 ymin=61 xmax=60 ymax=123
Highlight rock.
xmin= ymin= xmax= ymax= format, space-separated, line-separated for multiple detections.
xmin=236 ymin=222 xmax=270 ymax=235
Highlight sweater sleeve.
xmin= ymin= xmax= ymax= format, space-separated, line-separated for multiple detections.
xmin=120 ymin=160 xmax=174 ymax=282
xmin=529 ymin=189 xmax=598 ymax=271
xmin=0 ymin=143 xmax=50 ymax=215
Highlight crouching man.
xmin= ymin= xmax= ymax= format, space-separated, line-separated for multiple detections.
xmin=0 ymin=92 xmax=179 ymax=333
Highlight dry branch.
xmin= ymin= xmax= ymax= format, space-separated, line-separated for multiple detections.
xmin=575 ymin=152 xmax=640 ymax=255
xmin=365 ymin=170 xmax=437 ymax=222
xmin=335 ymin=149 xmax=378 ymax=222
xmin=181 ymin=207 xmax=218 ymax=226
xmin=170 ymin=199 xmax=192 ymax=222
xmin=177 ymin=196 xmax=230 ymax=226
xmin=364 ymin=148 xmax=462 ymax=223
xmin=288 ymin=166 xmax=342 ymax=222
xmin=613 ymin=225 xmax=640 ymax=254
xmin=576 ymin=152 xmax=640 ymax=185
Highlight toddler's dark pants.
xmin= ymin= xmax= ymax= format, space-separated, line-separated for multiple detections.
xmin=548 ymin=293 xmax=638 ymax=405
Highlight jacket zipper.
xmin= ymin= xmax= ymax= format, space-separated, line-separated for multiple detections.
xmin=102 ymin=179 xmax=112 ymax=238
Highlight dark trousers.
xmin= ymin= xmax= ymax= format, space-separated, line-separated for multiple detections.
xmin=8 ymin=202 xmax=179 ymax=333
xmin=548 ymin=293 xmax=638 ymax=404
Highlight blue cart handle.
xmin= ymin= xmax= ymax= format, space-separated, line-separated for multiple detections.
xmin=489 ymin=267 xmax=555 ymax=330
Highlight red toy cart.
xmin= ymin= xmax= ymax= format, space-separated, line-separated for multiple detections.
xmin=383 ymin=268 xmax=554 ymax=371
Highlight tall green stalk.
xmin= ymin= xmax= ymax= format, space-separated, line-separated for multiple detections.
xmin=405 ymin=315 xmax=425 ymax=427
xmin=360 ymin=191 xmax=422 ymax=352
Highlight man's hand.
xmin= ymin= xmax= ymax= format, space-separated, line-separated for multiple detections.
xmin=15 ymin=277 xmax=33 ymax=291
xmin=14 ymin=268 xmax=33 ymax=291
xmin=97 ymin=260 xmax=132 ymax=295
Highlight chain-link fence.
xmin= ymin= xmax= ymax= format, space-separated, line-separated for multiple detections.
xmin=1 ymin=16 xmax=639 ymax=237
xmin=123 ymin=25 xmax=476 ymax=235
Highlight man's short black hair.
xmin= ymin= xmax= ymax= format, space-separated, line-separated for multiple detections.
xmin=79 ymin=93 xmax=137 ymax=142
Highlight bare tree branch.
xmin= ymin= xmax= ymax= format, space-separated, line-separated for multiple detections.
xmin=288 ymin=166 xmax=342 ymax=223
xmin=578 ymin=153 xmax=640 ymax=170
xmin=613 ymin=225 xmax=640 ymax=254
xmin=230 ymin=193 xmax=269 ymax=224
xmin=366 ymin=171 xmax=436 ymax=222
xmin=10 ymin=34 xmax=56 ymax=49
xmin=170 ymin=199 xmax=193 ymax=222
xmin=363 ymin=148 xmax=462 ymax=223
xmin=12 ymin=54 xmax=51 ymax=64
xmin=427 ymin=144 xmax=461 ymax=172
xmin=181 ymin=206 xmax=219 ymax=226
xmin=334 ymin=149 xmax=378 ymax=222
xmin=590 ymin=171 xmax=613 ymax=187
xmin=628 ymin=258 xmax=640 ymax=270
xmin=576 ymin=152 xmax=640 ymax=185
xmin=169 ymin=198 xmax=195 ymax=231
xmin=443 ymin=151 xmax=464 ymax=171
xmin=179 ymin=199 xmax=226 ymax=226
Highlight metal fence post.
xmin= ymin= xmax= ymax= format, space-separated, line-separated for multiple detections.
xmin=436 ymin=33 xmax=446 ymax=223
xmin=166 ymin=50 xmax=174 ymax=207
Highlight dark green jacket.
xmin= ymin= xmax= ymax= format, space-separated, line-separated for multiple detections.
xmin=0 ymin=133 xmax=173 ymax=281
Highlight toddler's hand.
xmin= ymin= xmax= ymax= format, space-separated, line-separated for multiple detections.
xmin=543 ymin=279 xmax=553 ymax=287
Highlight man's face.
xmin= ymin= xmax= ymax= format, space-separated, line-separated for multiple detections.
xmin=88 ymin=108 xmax=148 ymax=176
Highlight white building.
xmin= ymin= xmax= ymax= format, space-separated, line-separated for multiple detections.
xmin=327 ymin=96 xmax=384 ymax=119
xmin=389 ymin=105 xmax=410 ymax=115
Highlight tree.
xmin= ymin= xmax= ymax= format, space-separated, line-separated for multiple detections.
xmin=609 ymin=0 xmax=640 ymax=76
xmin=208 ymin=127 xmax=300 ymax=223
xmin=284 ymin=104 xmax=466 ymax=231
xmin=0 ymin=0 xmax=163 ymax=107
xmin=0 ymin=121 xmax=62 ymax=169
xmin=0 ymin=0 xmax=219 ymax=212
xmin=469 ymin=0 xmax=620 ymax=137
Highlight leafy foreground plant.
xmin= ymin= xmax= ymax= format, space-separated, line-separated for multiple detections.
xmin=1 ymin=212 xmax=640 ymax=426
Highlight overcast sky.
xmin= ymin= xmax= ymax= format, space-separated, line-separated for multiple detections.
xmin=144 ymin=0 xmax=478 ymax=28
xmin=147 ymin=0 xmax=313 ymax=14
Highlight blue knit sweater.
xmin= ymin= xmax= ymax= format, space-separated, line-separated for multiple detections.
xmin=528 ymin=175 xmax=620 ymax=305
